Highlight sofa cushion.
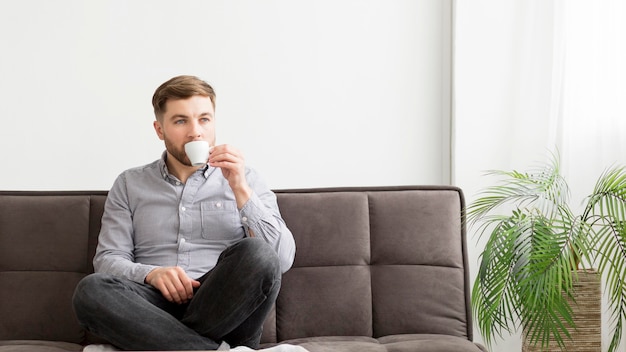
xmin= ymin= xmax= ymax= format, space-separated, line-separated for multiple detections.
xmin=0 ymin=193 xmax=107 ymax=345
xmin=0 ymin=272 xmax=84 ymax=342
xmin=269 ymin=336 xmax=385 ymax=352
xmin=368 ymin=189 xmax=469 ymax=338
xmin=277 ymin=192 xmax=371 ymax=267
xmin=270 ymin=334 xmax=486 ymax=352
xmin=377 ymin=334 xmax=486 ymax=351
xmin=0 ymin=340 xmax=83 ymax=352
xmin=0 ymin=196 xmax=90 ymax=272
xmin=262 ymin=188 xmax=472 ymax=344
xmin=277 ymin=266 xmax=373 ymax=339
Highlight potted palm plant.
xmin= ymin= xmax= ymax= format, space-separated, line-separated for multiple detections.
xmin=468 ymin=153 xmax=626 ymax=351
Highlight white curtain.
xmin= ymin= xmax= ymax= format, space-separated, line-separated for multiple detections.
xmin=455 ymin=0 xmax=626 ymax=350
xmin=558 ymin=0 xmax=626 ymax=203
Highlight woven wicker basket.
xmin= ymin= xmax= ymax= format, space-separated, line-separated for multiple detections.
xmin=522 ymin=269 xmax=601 ymax=352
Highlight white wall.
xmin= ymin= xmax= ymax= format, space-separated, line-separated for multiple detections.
xmin=0 ymin=0 xmax=452 ymax=191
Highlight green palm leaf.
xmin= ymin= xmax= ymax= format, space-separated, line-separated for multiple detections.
xmin=585 ymin=166 xmax=626 ymax=352
xmin=468 ymin=155 xmax=626 ymax=351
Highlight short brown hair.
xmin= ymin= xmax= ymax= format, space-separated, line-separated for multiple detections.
xmin=152 ymin=75 xmax=216 ymax=121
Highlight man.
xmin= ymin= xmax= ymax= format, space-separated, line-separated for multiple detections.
xmin=73 ymin=75 xmax=296 ymax=351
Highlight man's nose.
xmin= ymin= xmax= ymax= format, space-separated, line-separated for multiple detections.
xmin=189 ymin=120 xmax=202 ymax=139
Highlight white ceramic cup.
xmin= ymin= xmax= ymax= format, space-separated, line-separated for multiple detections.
xmin=184 ymin=141 xmax=210 ymax=166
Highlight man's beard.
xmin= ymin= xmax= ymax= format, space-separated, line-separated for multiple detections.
xmin=164 ymin=136 xmax=193 ymax=167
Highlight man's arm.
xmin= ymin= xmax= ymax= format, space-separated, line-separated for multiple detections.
xmin=209 ymin=144 xmax=296 ymax=273
xmin=93 ymin=174 xmax=158 ymax=283
xmin=209 ymin=144 xmax=252 ymax=208
xmin=238 ymin=188 xmax=296 ymax=273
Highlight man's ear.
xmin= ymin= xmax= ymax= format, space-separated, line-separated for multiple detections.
xmin=153 ymin=120 xmax=165 ymax=140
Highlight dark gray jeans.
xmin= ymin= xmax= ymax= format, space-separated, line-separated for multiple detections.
xmin=72 ymin=238 xmax=281 ymax=351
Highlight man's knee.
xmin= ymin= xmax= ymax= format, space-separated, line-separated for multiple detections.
xmin=236 ymin=238 xmax=280 ymax=271
xmin=73 ymin=273 xmax=109 ymax=323
xmin=221 ymin=238 xmax=281 ymax=281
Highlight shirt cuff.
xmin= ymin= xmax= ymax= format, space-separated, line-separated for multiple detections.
xmin=239 ymin=192 xmax=265 ymax=234
xmin=133 ymin=264 xmax=159 ymax=284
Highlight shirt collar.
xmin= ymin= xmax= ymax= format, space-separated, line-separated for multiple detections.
xmin=158 ymin=151 xmax=212 ymax=181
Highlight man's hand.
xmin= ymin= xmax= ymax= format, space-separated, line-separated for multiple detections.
xmin=209 ymin=144 xmax=252 ymax=208
xmin=145 ymin=266 xmax=201 ymax=304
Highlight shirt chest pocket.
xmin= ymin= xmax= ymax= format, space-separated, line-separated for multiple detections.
xmin=200 ymin=201 xmax=241 ymax=240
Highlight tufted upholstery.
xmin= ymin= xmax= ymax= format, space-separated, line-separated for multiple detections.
xmin=0 ymin=187 xmax=485 ymax=352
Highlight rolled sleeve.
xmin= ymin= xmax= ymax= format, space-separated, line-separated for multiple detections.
xmin=239 ymin=191 xmax=296 ymax=273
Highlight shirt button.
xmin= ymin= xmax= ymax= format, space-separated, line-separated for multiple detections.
xmin=180 ymin=238 xmax=186 ymax=244
xmin=242 ymin=216 xmax=248 ymax=222
xmin=181 ymin=206 xmax=186 ymax=211
xmin=216 ymin=202 xmax=222 ymax=208
xmin=176 ymin=181 xmax=182 ymax=186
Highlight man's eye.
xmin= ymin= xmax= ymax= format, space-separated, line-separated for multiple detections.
xmin=201 ymin=118 xmax=211 ymax=123
xmin=174 ymin=120 xmax=185 ymax=124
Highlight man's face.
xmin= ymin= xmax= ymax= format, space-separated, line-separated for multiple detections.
xmin=153 ymin=95 xmax=216 ymax=167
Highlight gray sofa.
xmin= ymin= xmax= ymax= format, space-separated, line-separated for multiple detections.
xmin=0 ymin=186 xmax=486 ymax=352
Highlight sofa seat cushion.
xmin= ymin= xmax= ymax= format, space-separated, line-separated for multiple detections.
xmin=267 ymin=336 xmax=385 ymax=352
xmin=0 ymin=340 xmax=83 ymax=352
xmin=268 ymin=334 xmax=486 ymax=352
xmin=377 ymin=334 xmax=487 ymax=352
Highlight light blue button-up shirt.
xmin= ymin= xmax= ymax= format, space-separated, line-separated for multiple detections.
xmin=93 ymin=153 xmax=296 ymax=283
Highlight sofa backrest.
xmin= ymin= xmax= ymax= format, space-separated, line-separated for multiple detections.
xmin=260 ymin=186 xmax=472 ymax=343
xmin=0 ymin=191 xmax=107 ymax=344
xmin=0 ymin=186 xmax=472 ymax=346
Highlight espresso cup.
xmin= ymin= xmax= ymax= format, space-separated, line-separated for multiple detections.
xmin=184 ymin=141 xmax=210 ymax=166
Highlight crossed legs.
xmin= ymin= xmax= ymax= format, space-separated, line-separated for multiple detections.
xmin=72 ymin=238 xmax=281 ymax=351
